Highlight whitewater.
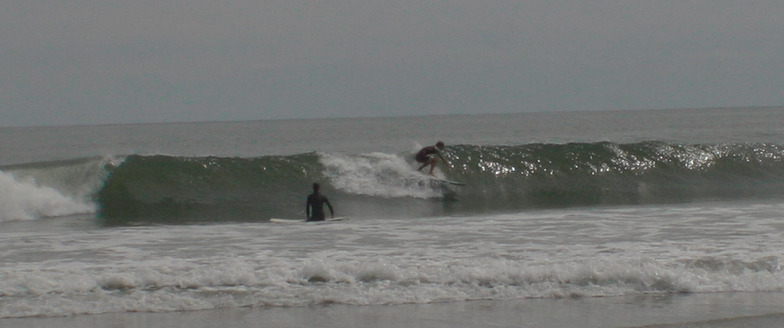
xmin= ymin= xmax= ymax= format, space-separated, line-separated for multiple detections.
xmin=2 ymin=107 xmax=784 ymax=327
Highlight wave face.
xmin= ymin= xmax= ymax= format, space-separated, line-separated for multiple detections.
xmin=91 ymin=141 xmax=784 ymax=224
xmin=446 ymin=141 xmax=784 ymax=211
xmin=96 ymin=153 xmax=323 ymax=224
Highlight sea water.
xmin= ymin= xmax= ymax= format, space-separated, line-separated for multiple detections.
xmin=1 ymin=107 xmax=784 ymax=327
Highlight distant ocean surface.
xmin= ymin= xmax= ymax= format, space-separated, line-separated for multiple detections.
xmin=2 ymin=107 xmax=784 ymax=326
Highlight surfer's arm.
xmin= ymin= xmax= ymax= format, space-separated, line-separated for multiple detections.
xmin=325 ymin=199 xmax=334 ymax=218
xmin=437 ymin=152 xmax=450 ymax=168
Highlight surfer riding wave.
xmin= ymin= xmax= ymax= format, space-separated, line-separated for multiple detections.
xmin=415 ymin=141 xmax=450 ymax=176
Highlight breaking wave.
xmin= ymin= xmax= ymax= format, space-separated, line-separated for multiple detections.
xmin=3 ymin=141 xmax=784 ymax=224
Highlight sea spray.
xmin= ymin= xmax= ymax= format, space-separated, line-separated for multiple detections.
xmin=0 ymin=170 xmax=94 ymax=222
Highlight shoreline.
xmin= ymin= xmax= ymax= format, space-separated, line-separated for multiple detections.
xmin=4 ymin=292 xmax=784 ymax=328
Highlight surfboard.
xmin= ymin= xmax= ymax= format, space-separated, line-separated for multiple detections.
xmin=429 ymin=178 xmax=465 ymax=186
xmin=270 ymin=217 xmax=348 ymax=223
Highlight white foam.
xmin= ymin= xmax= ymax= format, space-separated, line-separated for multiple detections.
xmin=3 ymin=245 xmax=782 ymax=318
xmin=3 ymin=202 xmax=784 ymax=318
xmin=0 ymin=171 xmax=94 ymax=221
xmin=319 ymin=152 xmax=444 ymax=199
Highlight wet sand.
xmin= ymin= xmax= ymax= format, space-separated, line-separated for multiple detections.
xmin=4 ymin=292 xmax=784 ymax=328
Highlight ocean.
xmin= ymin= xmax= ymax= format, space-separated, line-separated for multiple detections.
xmin=1 ymin=107 xmax=784 ymax=327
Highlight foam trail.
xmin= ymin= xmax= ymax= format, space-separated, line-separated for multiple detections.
xmin=0 ymin=171 xmax=93 ymax=221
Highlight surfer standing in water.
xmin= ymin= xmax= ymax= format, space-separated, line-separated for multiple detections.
xmin=306 ymin=183 xmax=334 ymax=222
xmin=415 ymin=141 xmax=450 ymax=176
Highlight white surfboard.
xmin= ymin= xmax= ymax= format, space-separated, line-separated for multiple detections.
xmin=270 ymin=217 xmax=348 ymax=223
xmin=429 ymin=177 xmax=465 ymax=186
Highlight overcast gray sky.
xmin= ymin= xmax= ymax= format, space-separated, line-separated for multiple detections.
xmin=2 ymin=1 xmax=782 ymax=127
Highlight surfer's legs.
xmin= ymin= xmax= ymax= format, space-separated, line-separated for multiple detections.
xmin=417 ymin=158 xmax=438 ymax=175
xmin=416 ymin=154 xmax=439 ymax=175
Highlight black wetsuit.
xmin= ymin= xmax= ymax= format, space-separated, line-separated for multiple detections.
xmin=306 ymin=192 xmax=331 ymax=221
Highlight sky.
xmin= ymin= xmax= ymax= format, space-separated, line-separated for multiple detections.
xmin=1 ymin=1 xmax=783 ymax=127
